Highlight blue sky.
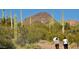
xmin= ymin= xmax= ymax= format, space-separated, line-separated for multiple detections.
xmin=0 ymin=9 xmax=79 ymax=22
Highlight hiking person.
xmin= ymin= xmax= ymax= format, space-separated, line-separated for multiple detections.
xmin=63 ymin=37 xmax=68 ymax=49
xmin=53 ymin=37 xmax=60 ymax=49
xmin=53 ymin=37 xmax=57 ymax=42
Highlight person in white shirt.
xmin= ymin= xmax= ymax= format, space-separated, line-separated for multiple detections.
xmin=53 ymin=37 xmax=60 ymax=49
xmin=63 ymin=37 xmax=68 ymax=49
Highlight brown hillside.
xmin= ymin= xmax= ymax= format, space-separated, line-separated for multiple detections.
xmin=23 ymin=12 xmax=56 ymax=25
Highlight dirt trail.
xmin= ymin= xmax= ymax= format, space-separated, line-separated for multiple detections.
xmin=37 ymin=40 xmax=64 ymax=49
xmin=37 ymin=40 xmax=78 ymax=49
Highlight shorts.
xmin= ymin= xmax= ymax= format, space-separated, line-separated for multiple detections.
xmin=64 ymin=44 xmax=68 ymax=49
xmin=55 ymin=44 xmax=59 ymax=49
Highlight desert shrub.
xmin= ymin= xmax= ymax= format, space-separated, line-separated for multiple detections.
xmin=0 ymin=39 xmax=15 ymax=49
xmin=0 ymin=26 xmax=15 ymax=48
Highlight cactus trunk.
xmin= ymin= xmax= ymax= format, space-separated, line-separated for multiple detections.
xmin=20 ymin=9 xmax=23 ymax=27
xmin=61 ymin=10 xmax=65 ymax=34
xmin=10 ymin=10 xmax=13 ymax=29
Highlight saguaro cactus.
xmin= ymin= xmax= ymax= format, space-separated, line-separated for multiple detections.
xmin=13 ymin=13 xmax=21 ymax=48
xmin=48 ymin=17 xmax=51 ymax=33
xmin=20 ymin=9 xmax=23 ymax=27
xmin=14 ymin=14 xmax=17 ymax=41
xmin=2 ymin=9 xmax=4 ymax=19
xmin=13 ymin=14 xmax=18 ymax=48
xmin=48 ymin=9 xmax=54 ymax=33
xmin=61 ymin=10 xmax=65 ymax=34
xmin=13 ymin=13 xmax=22 ymax=48
xmin=2 ymin=9 xmax=5 ymax=24
xmin=29 ymin=10 xmax=32 ymax=27
xmin=10 ymin=10 xmax=13 ymax=29
xmin=30 ymin=16 xmax=32 ymax=27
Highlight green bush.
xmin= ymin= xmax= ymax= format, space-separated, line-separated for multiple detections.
xmin=0 ymin=39 xmax=15 ymax=49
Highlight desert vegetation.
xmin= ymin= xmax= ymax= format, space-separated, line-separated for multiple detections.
xmin=0 ymin=10 xmax=79 ymax=49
